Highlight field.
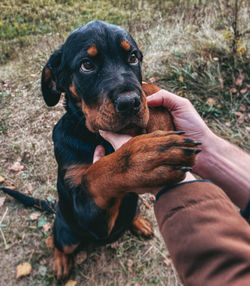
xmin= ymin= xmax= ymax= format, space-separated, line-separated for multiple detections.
xmin=0 ymin=0 xmax=249 ymax=285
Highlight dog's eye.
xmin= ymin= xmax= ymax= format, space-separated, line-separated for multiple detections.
xmin=80 ymin=59 xmax=95 ymax=72
xmin=128 ymin=52 xmax=139 ymax=65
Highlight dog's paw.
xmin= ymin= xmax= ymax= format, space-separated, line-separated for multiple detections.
xmin=130 ymin=215 xmax=154 ymax=238
xmin=53 ymin=248 xmax=73 ymax=281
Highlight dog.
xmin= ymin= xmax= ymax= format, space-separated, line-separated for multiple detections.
xmin=1 ymin=20 xmax=199 ymax=280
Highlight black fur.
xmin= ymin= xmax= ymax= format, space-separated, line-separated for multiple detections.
xmin=2 ymin=21 xmax=144 ymax=252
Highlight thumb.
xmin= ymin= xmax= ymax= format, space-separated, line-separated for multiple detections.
xmin=147 ymin=89 xmax=186 ymax=112
xmin=99 ymin=130 xmax=132 ymax=150
xmin=93 ymin=145 xmax=106 ymax=163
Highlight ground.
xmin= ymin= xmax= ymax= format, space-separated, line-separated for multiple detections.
xmin=0 ymin=1 xmax=249 ymax=285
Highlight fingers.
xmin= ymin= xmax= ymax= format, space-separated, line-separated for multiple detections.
xmin=93 ymin=145 xmax=106 ymax=163
xmin=147 ymin=89 xmax=189 ymax=111
xmin=99 ymin=130 xmax=132 ymax=150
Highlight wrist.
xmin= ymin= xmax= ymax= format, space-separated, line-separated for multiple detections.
xmin=192 ymin=130 xmax=219 ymax=178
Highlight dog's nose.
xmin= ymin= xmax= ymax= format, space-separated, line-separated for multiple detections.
xmin=115 ymin=93 xmax=141 ymax=116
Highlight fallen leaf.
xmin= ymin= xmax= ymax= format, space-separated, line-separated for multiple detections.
xmin=0 ymin=175 xmax=5 ymax=183
xmin=9 ymin=162 xmax=24 ymax=172
xmin=65 ymin=280 xmax=77 ymax=286
xmin=75 ymin=251 xmax=87 ymax=265
xmin=30 ymin=74 xmax=36 ymax=78
xmin=0 ymin=197 xmax=6 ymax=207
xmin=149 ymin=77 xmax=156 ymax=83
xmin=42 ymin=222 xmax=52 ymax=232
xmin=240 ymin=88 xmax=248 ymax=95
xmin=29 ymin=212 xmax=41 ymax=221
xmin=225 ymin=121 xmax=231 ymax=127
xmin=45 ymin=236 xmax=54 ymax=249
xmin=206 ymin=97 xmax=216 ymax=107
xmin=16 ymin=262 xmax=32 ymax=279
xmin=230 ymin=88 xmax=237 ymax=94
xmin=237 ymin=46 xmax=247 ymax=55
xmin=110 ymin=241 xmax=119 ymax=249
xmin=239 ymin=104 xmax=246 ymax=112
xmin=179 ymin=75 xmax=184 ymax=83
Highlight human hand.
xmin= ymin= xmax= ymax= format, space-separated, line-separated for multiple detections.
xmin=147 ymin=89 xmax=214 ymax=143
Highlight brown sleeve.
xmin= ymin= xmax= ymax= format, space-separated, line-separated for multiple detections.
xmin=154 ymin=181 xmax=250 ymax=286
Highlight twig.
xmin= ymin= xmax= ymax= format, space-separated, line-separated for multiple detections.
xmin=0 ymin=207 xmax=8 ymax=225
xmin=0 ymin=207 xmax=8 ymax=248
xmin=0 ymin=228 xmax=7 ymax=248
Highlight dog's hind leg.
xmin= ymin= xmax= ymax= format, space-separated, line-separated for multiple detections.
xmin=129 ymin=214 xmax=154 ymax=238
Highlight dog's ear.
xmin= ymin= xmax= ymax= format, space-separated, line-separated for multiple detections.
xmin=41 ymin=47 xmax=63 ymax=106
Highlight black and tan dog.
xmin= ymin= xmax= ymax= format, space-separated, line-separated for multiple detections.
xmin=1 ymin=20 xmax=200 ymax=280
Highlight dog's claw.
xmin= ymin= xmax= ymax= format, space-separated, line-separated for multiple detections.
xmin=180 ymin=167 xmax=192 ymax=172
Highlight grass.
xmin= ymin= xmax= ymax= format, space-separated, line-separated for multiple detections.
xmin=0 ymin=0 xmax=249 ymax=285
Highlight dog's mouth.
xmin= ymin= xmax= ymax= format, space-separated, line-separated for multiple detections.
xmin=117 ymin=123 xmax=145 ymax=135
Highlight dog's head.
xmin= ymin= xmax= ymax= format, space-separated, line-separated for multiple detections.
xmin=41 ymin=20 xmax=149 ymax=133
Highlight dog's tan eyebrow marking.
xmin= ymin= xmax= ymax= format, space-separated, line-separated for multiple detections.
xmin=87 ymin=45 xmax=98 ymax=56
xmin=121 ymin=40 xmax=130 ymax=51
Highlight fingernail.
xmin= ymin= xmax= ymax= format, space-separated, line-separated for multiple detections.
xmin=175 ymin=131 xmax=185 ymax=135
xmin=184 ymin=138 xmax=194 ymax=143
xmin=194 ymin=149 xmax=202 ymax=154
xmin=194 ymin=141 xmax=202 ymax=145
xmin=180 ymin=167 xmax=192 ymax=172
xmin=183 ymin=148 xmax=195 ymax=155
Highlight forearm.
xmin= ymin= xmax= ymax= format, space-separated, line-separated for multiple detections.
xmin=193 ymin=132 xmax=250 ymax=209
xmin=154 ymin=181 xmax=250 ymax=285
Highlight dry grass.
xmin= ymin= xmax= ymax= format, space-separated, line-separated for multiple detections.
xmin=0 ymin=0 xmax=249 ymax=285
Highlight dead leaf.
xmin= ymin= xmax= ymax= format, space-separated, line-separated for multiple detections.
xmin=110 ymin=241 xmax=119 ymax=249
xmin=240 ymin=88 xmax=248 ymax=95
xmin=225 ymin=121 xmax=231 ymax=127
xmin=30 ymin=74 xmax=36 ymax=78
xmin=16 ymin=262 xmax=32 ymax=279
xmin=45 ymin=236 xmax=54 ymax=249
xmin=29 ymin=212 xmax=41 ymax=221
xmin=230 ymin=88 xmax=237 ymax=94
xmin=42 ymin=222 xmax=52 ymax=232
xmin=149 ymin=77 xmax=156 ymax=83
xmin=179 ymin=75 xmax=184 ymax=83
xmin=239 ymin=104 xmax=246 ymax=112
xmin=75 ymin=251 xmax=87 ymax=265
xmin=206 ymin=97 xmax=216 ymax=107
xmin=65 ymin=280 xmax=77 ymax=286
xmin=0 ymin=175 xmax=5 ymax=183
xmin=9 ymin=162 xmax=24 ymax=172
xmin=0 ymin=197 xmax=6 ymax=207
